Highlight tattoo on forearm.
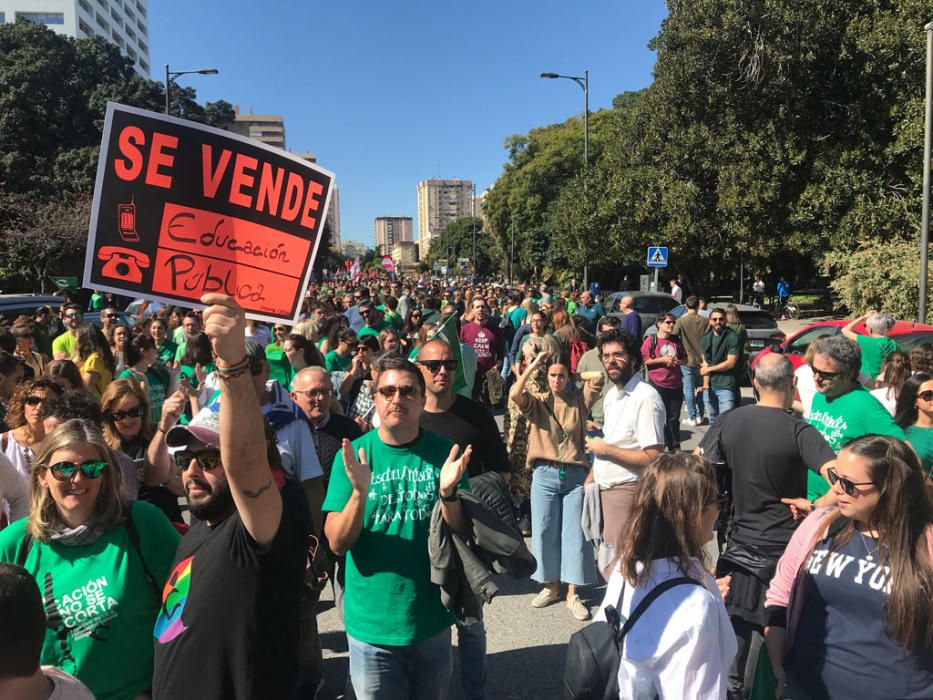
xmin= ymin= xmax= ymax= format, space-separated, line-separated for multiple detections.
xmin=242 ymin=480 xmax=273 ymax=499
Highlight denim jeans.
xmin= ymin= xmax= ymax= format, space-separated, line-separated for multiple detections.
xmin=455 ymin=605 xmax=486 ymax=700
xmin=530 ymin=464 xmax=597 ymax=585
xmin=348 ymin=627 xmax=452 ymax=700
xmin=681 ymin=365 xmax=704 ymax=421
xmin=704 ymin=386 xmax=735 ymax=423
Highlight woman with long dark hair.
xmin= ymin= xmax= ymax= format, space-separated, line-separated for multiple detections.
xmin=595 ymin=452 xmax=735 ymax=697
xmin=870 ymin=350 xmax=912 ymax=415
xmin=765 ymin=434 xmax=933 ymax=699
xmin=73 ymin=325 xmax=115 ymax=398
xmin=118 ymin=334 xmax=171 ymax=423
xmin=896 ymin=372 xmax=933 ymax=478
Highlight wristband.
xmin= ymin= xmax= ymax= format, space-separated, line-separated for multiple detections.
xmin=440 ymin=491 xmax=459 ymax=503
xmin=810 ymin=499 xmax=818 ymax=511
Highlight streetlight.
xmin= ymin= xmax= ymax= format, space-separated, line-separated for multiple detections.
xmin=164 ymin=64 xmax=219 ymax=115
xmin=920 ymin=22 xmax=933 ymax=323
xmin=541 ymin=70 xmax=589 ymax=289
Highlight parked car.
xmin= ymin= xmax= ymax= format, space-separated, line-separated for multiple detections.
xmin=750 ymin=319 xmax=933 ymax=380
xmin=0 ymin=294 xmax=64 ymax=323
xmin=85 ymin=310 xmax=134 ymax=330
xmin=604 ymin=291 xmax=679 ymax=331
xmin=644 ymin=302 xmax=784 ymax=362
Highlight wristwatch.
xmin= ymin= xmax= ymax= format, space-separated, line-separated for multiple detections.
xmin=440 ymin=491 xmax=458 ymax=503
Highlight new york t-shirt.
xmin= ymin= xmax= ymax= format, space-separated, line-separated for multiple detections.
xmin=322 ymin=429 xmax=470 ymax=646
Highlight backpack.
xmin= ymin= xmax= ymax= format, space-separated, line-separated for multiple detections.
xmin=563 ymin=576 xmax=702 ymax=700
xmin=569 ymin=337 xmax=588 ymax=373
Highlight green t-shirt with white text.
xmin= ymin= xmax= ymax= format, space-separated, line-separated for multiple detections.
xmin=0 ymin=502 xmax=179 ymax=700
xmin=322 ymin=429 xmax=470 ymax=646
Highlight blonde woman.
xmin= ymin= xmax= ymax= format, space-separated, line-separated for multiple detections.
xmin=0 ymin=419 xmax=179 ymax=700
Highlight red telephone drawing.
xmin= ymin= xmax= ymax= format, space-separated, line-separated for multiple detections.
xmin=98 ymin=246 xmax=149 ymax=284
xmin=118 ymin=198 xmax=140 ymax=242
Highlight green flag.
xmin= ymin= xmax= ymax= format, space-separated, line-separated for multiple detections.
xmin=429 ymin=313 xmax=467 ymax=393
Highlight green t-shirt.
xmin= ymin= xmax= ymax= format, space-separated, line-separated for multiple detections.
xmin=172 ymin=326 xmax=186 ymax=344
xmin=385 ymin=311 xmax=403 ymax=331
xmin=174 ymin=341 xmax=187 ymax=365
xmin=0 ymin=502 xmax=180 ymax=700
xmin=907 ymin=425 xmax=933 ymax=478
xmin=358 ymin=320 xmax=388 ymax=340
xmin=265 ymin=345 xmax=294 ymax=390
xmin=89 ymin=292 xmax=105 ymax=311
xmin=509 ymin=307 xmax=528 ymax=330
xmin=156 ymin=340 xmax=178 ymax=368
xmin=52 ymin=331 xmax=76 ymax=358
xmin=325 ymin=350 xmax=351 ymax=372
xmin=322 ymin=429 xmax=470 ymax=645
xmin=700 ymin=327 xmax=742 ymax=390
xmin=856 ymin=334 xmax=898 ymax=381
xmin=807 ymin=385 xmax=906 ymax=497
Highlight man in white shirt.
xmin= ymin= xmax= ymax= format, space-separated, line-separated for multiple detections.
xmin=585 ymin=328 xmax=665 ymax=572
xmin=670 ymin=279 xmax=683 ymax=304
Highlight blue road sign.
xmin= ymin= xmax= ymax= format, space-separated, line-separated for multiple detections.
xmin=647 ymin=246 xmax=669 ymax=268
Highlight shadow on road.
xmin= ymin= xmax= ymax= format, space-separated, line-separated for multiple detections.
xmin=450 ymin=643 xmax=570 ymax=700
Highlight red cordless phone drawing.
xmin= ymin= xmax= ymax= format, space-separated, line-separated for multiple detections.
xmin=118 ymin=198 xmax=140 ymax=242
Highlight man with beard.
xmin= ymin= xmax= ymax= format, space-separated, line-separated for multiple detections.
xmin=460 ymin=298 xmax=504 ymax=402
xmin=51 ymin=304 xmax=84 ymax=360
xmin=323 ymin=354 xmax=472 ymax=699
xmin=151 ymin=294 xmax=308 ymax=700
xmin=585 ymin=328 xmax=664 ymax=572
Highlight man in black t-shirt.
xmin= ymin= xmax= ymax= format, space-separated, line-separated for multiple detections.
xmin=151 ymin=294 xmax=307 ymax=700
xmin=416 ymin=338 xmax=510 ymax=700
xmin=698 ymin=353 xmax=835 ymax=700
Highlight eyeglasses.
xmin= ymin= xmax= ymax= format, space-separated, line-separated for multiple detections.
xmin=175 ymin=448 xmax=222 ymax=471
xmin=376 ymin=385 xmax=420 ymax=400
xmin=106 ymin=406 xmax=144 ymax=421
xmin=25 ymin=395 xmax=45 ymax=407
xmin=919 ymin=390 xmax=933 ymax=402
xmin=294 ymin=389 xmax=331 ymax=400
xmin=827 ymin=467 xmax=875 ymax=496
xmin=710 ymin=317 xmax=726 ymax=323
xmin=810 ymin=365 xmax=841 ymax=381
xmin=48 ymin=460 xmax=107 ymax=481
xmin=418 ymin=359 xmax=458 ymax=373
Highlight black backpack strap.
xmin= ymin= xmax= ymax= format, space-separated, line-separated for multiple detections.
xmin=618 ymin=576 xmax=703 ymax=641
xmin=124 ymin=503 xmax=162 ymax=604
xmin=16 ymin=531 xmax=33 ymax=566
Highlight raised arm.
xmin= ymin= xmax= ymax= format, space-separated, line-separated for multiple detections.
xmin=146 ymin=390 xmax=186 ymax=486
xmin=201 ymin=293 xmax=282 ymax=547
xmin=841 ymin=313 xmax=868 ymax=342
xmin=508 ymin=349 xmax=548 ymax=405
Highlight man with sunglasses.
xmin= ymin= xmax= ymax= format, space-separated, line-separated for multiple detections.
xmin=417 ymin=338 xmax=509 ymax=700
xmin=805 ymin=334 xmax=905 ymax=501
xmin=151 ymin=294 xmax=308 ymax=700
xmin=697 ymin=353 xmax=836 ymax=699
xmin=323 ymin=354 xmax=472 ymax=699
xmin=699 ymin=307 xmax=741 ymax=422
xmin=51 ymin=304 xmax=83 ymax=360
xmin=99 ymin=307 xmax=120 ymax=335
xmin=325 ymin=328 xmax=358 ymax=373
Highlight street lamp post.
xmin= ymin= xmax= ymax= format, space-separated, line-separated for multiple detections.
xmin=472 ymin=182 xmax=477 ymax=280
xmin=920 ymin=22 xmax=933 ymax=323
xmin=164 ymin=64 xmax=219 ymax=115
xmin=541 ymin=70 xmax=589 ymax=290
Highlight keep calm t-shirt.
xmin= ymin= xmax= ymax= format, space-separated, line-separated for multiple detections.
xmin=460 ymin=321 xmax=503 ymax=375
xmin=322 ymin=429 xmax=470 ymax=645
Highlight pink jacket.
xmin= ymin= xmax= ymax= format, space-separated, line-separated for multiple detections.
xmin=765 ymin=506 xmax=933 ymax=652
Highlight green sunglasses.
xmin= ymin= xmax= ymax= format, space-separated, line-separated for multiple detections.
xmin=48 ymin=460 xmax=107 ymax=481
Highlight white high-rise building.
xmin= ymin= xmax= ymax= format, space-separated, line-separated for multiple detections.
xmin=0 ymin=0 xmax=151 ymax=76
xmin=417 ymin=178 xmax=473 ymax=253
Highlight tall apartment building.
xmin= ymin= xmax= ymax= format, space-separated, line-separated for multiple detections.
xmin=294 ymin=151 xmax=340 ymax=252
xmin=229 ymin=106 xmax=286 ymax=150
xmin=416 ymin=178 xmax=473 ymax=253
xmin=375 ymin=216 xmax=413 ymax=257
xmin=0 ymin=0 xmax=151 ymax=76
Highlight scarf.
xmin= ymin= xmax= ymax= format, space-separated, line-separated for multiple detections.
xmin=49 ymin=517 xmax=107 ymax=547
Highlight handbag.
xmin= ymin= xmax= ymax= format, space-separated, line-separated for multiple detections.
xmin=563 ymin=576 xmax=702 ymax=700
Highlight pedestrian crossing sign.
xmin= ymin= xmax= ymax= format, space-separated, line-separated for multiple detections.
xmin=647 ymin=246 xmax=668 ymax=268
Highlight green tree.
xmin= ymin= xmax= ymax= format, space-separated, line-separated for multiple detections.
xmin=425 ymin=217 xmax=502 ymax=278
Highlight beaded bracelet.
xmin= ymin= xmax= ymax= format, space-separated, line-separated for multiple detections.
xmin=215 ymin=356 xmax=250 ymax=381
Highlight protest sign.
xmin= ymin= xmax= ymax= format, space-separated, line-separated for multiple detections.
xmin=83 ymin=103 xmax=334 ymax=323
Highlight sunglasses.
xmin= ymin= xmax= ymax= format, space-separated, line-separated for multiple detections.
xmin=104 ymin=313 xmax=119 ymax=319
xmin=919 ymin=390 xmax=933 ymax=402
xmin=175 ymin=449 xmax=222 ymax=471
xmin=827 ymin=467 xmax=874 ymax=496
xmin=376 ymin=385 xmax=420 ymax=400
xmin=48 ymin=460 xmax=107 ymax=481
xmin=64 ymin=313 xmax=82 ymax=320
xmin=810 ymin=366 xmax=841 ymax=381
xmin=107 ymin=406 xmax=144 ymax=421
xmin=25 ymin=395 xmax=45 ymax=406
xmin=419 ymin=359 xmax=458 ymax=373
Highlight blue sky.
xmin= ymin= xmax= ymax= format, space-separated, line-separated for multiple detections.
xmin=150 ymin=1 xmax=668 ymax=247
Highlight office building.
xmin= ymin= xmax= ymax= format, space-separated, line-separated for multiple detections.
xmin=0 ymin=0 xmax=151 ymax=76
xmin=342 ymin=241 xmax=367 ymax=259
xmin=392 ymin=241 xmax=418 ymax=272
xmin=229 ymin=106 xmax=286 ymax=150
xmin=416 ymin=178 xmax=473 ymax=252
xmin=375 ymin=216 xmax=413 ymax=257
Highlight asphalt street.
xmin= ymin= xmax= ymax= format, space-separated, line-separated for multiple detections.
xmin=315 ymin=316 xmax=819 ymax=699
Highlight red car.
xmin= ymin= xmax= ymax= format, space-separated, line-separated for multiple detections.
xmin=750 ymin=319 xmax=933 ymax=379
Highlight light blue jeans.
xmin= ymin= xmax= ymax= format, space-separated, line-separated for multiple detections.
xmin=681 ymin=365 xmax=705 ymax=421
xmin=704 ymin=386 xmax=735 ymax=423
xmin=348 ymin=627 xmax=452 ymax=700
xmin=530 ymin=464 xmax=597 ymax=586
xmin=455 ymin=606 xmax=486 ymax=700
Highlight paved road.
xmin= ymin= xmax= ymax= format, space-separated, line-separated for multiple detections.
xmin=315 ymin=315 xmax=831 ymax=698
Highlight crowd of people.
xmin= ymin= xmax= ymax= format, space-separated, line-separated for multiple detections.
xmin=0 ymin=277 xmax=930 ymax=700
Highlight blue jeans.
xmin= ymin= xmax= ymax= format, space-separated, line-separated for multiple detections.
xmin=348 ymin=627 xmax=452 ymax=700
xmin=704 ymin=386 xmax=735 ymax=422
xmin=530 ymin=464 xmax=597 ymax=586
xmin=681 ymin=365 xmax=704 ymax=420
xmin=455 ymin=606 xmax=486 ymax=700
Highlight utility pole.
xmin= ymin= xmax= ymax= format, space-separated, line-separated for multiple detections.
xmin=920 ymin=21 xmax=933 ymax=322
